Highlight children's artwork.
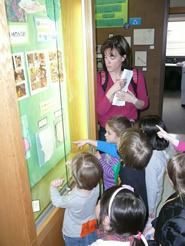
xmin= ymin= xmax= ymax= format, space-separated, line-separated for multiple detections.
xmin=12 ymin=53 xmax=29 ymax=100
xmin=135 ymin=51 xmax=147 ymax=67
xmin=133 ymin=29 xmax=155 ymax=45
xmin=48 ymin=50 xmax=64 ymax=84
xmin=26 ymin=51 xmax=49 ymax=95
xmin=35 ymin=126 xmax=54 ymax=167
xmin=5 ymin=0 xmax=27 ymax=22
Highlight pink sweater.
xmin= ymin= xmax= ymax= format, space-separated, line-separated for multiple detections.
xmin=96 ymin=69 xmax=148 ymax=127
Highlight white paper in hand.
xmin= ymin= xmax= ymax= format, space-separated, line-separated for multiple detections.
xmin=112 ymin=69 xmax=133 ymax=106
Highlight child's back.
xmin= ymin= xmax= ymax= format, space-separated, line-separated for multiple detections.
xmin=50 ymin=152 xmax=103 ymax=245
xmin=118 ymin=128 xmax=153 ymax=213
xmin=138 ymin=115 xmax=169 ymax=218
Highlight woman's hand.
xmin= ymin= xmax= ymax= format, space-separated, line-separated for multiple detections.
xmin=116 ymin=89 xmax=144 ymax=108
xmin=116 ymin=89 xmax=137 ymax=104
xmin=106 ymin=79 xmax=126 ymax=102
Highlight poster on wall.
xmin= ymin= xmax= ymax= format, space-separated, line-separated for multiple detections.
xmin=12 ymin=52 xmax=29 ymax=100
xmin=95 ymin=0 xmax=128 ymax=28
xmin=26 ymin=50 xmax=49 ymax=94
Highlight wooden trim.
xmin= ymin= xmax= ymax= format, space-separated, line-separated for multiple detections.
xmin=169 ymin=7 xmax=185 ymax=14
xmin=84 ymin=0 xmax=98 ymax=140
xmin=37 ymin=208 xmax=65 ymax=246
xmin=0 ymin=2 xmax=37 ymax=245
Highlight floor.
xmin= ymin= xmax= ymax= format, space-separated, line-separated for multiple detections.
xmin=162 ymin=90 xmax=185 ymax=134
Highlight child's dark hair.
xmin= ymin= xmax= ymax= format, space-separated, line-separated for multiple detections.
xmin=167 ymin=152 xmax=185 ymax=198
xmin=106 ymin=115 xmax=132 ymax=137
xmin=118 ymin=128 xmax=153 ymax=169
xmin=72 ymin=152 xmax=102 ymax=190
xmin=101 ymin=35 xmax=132 ymax=71
xmin=99 ymin=186 xmax=147 ymax=246
xmin=138 ymin=115 xmax=169 ymax=150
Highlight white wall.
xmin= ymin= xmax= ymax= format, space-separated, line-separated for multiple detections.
xmin=170 ymin=0 xmax=185 ymax=7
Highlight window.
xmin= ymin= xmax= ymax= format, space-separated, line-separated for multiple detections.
xmin=5 ymin=0 xmax=92 ymax=225
xmin=166 ymin=18 xmax=185 ymax=56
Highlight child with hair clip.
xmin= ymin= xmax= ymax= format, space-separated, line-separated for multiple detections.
xmin=156 ymin=125 xmax=185 ymax=152
xmin=50 ymin=152 xmax=102 ymax=246
xmin=90 ymin=185 xmax=148 ymax=245
xmin=74 ymin=115 xmax=132 ymax=190
xmin=137 ymin=115 xmax=170 ymax=229
xmin=145 ymin=152 xmax=185 ymax=246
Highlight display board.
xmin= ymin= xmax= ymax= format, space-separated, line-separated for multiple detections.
xmin=5 ymin=0 xmax=70 ymax=188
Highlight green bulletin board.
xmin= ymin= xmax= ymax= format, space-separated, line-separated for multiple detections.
xmin=6 ymin=0 xmax=71 ymax=188
xmin=95 ymin=0 xmax=128 ymax=28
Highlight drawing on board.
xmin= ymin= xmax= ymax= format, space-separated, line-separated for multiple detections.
xmin=135 ymin=51 xmax=147 ymax=67
xmin=134 ymin=29 xmax=155 ymax=45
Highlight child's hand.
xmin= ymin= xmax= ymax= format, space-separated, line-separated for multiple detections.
xmin=50 ymin=178 xmax=64 ymax=188
xmin=73 ymin=140 xmax=87 ymax=149
xmin=94 ymin=150 xmax=101 ymax=160
xmin=66 ymin=160 xmax=72 ymax=167
xmin=156 ymin=125 xmax=168 ymax=140
xmin=144 ymin=227 xmax=155 ymax=240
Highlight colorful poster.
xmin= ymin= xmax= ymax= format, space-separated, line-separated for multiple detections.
xmin=95 ymin=0 xmax=128 ymax=28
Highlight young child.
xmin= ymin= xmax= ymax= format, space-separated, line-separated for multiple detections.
xmin=146 ymin=152 xmax=185 ymax=246
xmin=138 ymin=115 xmax=169 ymax=226
xmin=117 ymin=128 xmax=153 ymax=214
xmin=74 ymin=115 xmax=132 ymax=190
xmin=91 ymin=186 xmax=148 ymax=245
xmin=156 ymin=124 xmax=185 ymax=152
xmin=50 ymin=152 xmax=102 ymax=246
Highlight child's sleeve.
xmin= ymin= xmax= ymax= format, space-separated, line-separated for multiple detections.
xmin=97 ymin=141 xmax=120 ymax=158
xmin=174 ymin=140 xmax=185 ymax=152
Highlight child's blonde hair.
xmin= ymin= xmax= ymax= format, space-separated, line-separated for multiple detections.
xmin=106 ymin=115 xmax=132 ymax=137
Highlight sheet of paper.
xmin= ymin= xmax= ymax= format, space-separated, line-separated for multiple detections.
xmin=112 ymin=69 xmax=133 ymax=106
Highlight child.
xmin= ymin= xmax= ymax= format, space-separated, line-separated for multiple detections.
xmin=117 ymin=128 xmax=153 ymax=213
xmin=146 ymin=152 xmax=185 ymax=246
xmin=91 ymin=186 xmax=148 ymax=245
xmin=138 ymin=115 xmax=169 ymax=226
xmin=50 ymin=152 xmax=102 ymax=246
xmin=74 ymin=115 xmax=132 ymax=190
xmin=156 ymin=124 xmax=185 ymax=152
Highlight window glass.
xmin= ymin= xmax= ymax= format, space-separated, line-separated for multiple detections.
xmin=166 ymin=21 xmax=185 ymax=56
xmin=5 ymin=0 xmax=89 ymax=221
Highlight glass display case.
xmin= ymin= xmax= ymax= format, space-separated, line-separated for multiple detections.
xmin=5 ymin=0 xmax=94 ymax=223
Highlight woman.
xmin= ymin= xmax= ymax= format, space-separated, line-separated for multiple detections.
xmin=96 ymin=35 xmax=148 ymax=141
